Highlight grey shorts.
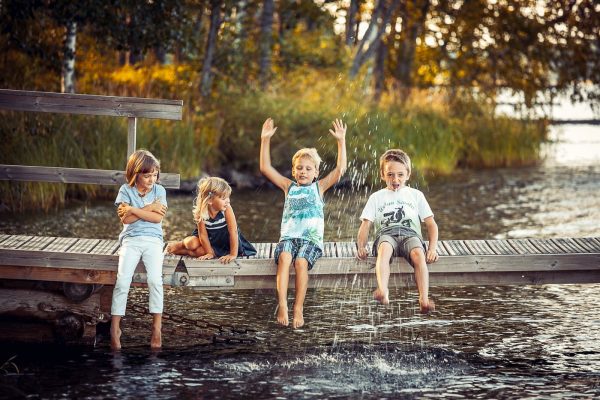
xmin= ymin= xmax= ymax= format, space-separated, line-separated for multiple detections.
xmin=274 ymin=238 xmax=323 ymax=271
xmin=373 ymin=234 xmax=425 ymax=267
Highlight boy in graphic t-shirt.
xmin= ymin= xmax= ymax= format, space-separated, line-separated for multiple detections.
xmin=357 ymin=149 xmax=438 ymax=313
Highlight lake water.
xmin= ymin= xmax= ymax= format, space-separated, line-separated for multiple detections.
xmin=1 ymin=124 xmax=599 ymax=399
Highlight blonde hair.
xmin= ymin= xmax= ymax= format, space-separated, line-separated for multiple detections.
xmin=292 ymin=148 xmax=322 ymax=171
xmin=379 ymin=149 xmax=412 ymax=177
xmin=125 ymin=149 xmax=160 ymax=187
xmin=193 ymin=177 xmax=232 ymax=222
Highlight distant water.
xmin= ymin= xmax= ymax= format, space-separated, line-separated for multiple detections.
xmin=1 ymin=124 xmax=599 ymax=398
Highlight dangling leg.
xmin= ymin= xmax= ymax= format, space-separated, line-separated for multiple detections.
xmin=292 ymin=258 xmax=309 ymax=329
xmin=276 ymin=252 xmax=293 ymax=326
xmin=410 ymin=247 xmax=435 ymax=313
xmin=111 ymin=239 xmax=141 ymax=350
xmin=143 ymin=238 xmax=164 ymax=349
xmin=374 ymin=242 xmax=393 ymax=305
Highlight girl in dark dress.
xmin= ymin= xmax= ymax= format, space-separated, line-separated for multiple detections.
xmin=166 ymin=177 xmax=256 ymax=263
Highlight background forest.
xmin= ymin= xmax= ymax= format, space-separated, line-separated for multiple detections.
xmin=0 ymin=0 xmax=598 ymax=211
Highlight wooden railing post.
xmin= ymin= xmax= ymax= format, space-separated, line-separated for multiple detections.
xmin=127 ymin=117 xmax=137 ymax=156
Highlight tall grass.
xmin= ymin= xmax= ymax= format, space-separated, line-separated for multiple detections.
xmin=0 ymin=70 xmax=548 ymax=212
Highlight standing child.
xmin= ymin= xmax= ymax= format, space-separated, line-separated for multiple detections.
xmin=357 ymin=149 xmax=438 ymax=313
xmin=111 ymin=149 xmax=168 ymax=350
xmin=166 ymin=177 xmax=256 ymax=262
xmin=260 ymin=117 xmax=347 ymax=329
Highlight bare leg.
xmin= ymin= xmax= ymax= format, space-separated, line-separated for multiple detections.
xmin=166 ymin=237 xmax=204 ymax=257
xmin=165 ymin=241 xmax=186 ymax=255
xmin=276 ymin=252 xmax=293 ymax=326
xmin=150 ymin=313 xmax=162 ymax=349
xmin=411 ymin=248 xmax=435 ymax=314
xmin=292 ymin=259 xmax=309 ymax=329
xmin=110 ymin=315 xmax=122 ymax=350
xmin=374 ymin=242 xmax=393 ymax=305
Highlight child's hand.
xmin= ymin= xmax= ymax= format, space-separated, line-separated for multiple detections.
xmin=117 ymin=203 xmax=131 ymax=219
xmin=329 ymin=119 xmax=346 ymax=141
xmin=219 ymin=254 xmax=237 ymax=264
xmin=261 ymin=118 xmax=277 ymax=139
xmin=426 ymin=248 xmax=439 ymax=263
xmin=198 ymin=253 xmax=215 ymax=260
xmin=144 ymin=201 xmax=167 ymax=216
xmin=357 ymin=244 xmax=369 ymax=260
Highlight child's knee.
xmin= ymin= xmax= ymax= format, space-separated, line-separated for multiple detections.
xmin=183 ymin=236 xmax=200 ymax=250
xmin=410 ymin=247 xmax=426 ymax=263
xmin=377 ymin=241 xmax=394 ymax=257
xmin=294 ymin=258 xmax=309 ymax=271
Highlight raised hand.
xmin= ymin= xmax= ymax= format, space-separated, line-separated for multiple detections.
xmin=329 ymin=119 xmax=346 ymax=141
xmin=261 ymin=118 xmax=278 ymax=139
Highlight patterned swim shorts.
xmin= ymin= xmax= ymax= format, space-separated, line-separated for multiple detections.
xmin=274 ymin=238 xmax=323 ymax=270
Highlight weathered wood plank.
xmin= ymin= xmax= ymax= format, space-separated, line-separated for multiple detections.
xmin=528 ymin=238 xmax=566 ymax=254
xmin=442 ymin=240 xmax=471 ymax=256
xmin=1 ymin=235 xmax=34 ymax=249
xmin=506 ymin=239 xmax=540 ymax=254
xmin=464 ymin=240 xmax=496 ymax=255
xmin=573 ymin=237 xmax=600 ymax=253
xmin=0 ymin=165 xmax=180 ymax=189
xmin=67 ymin=238 xmax=101 ymax=254
xmin=18 ymin=236 xmax=57 ymax=251
xmin=436 ymin=241 xmax=450 ymax=256
xmin=552 ymin=238 xmax=587 ymax=253
xmin=89 ymin=239 xmax=120 ymax=255
xmin=486 ymin=240 xmax=518 ymax=255
xmin=0 ymin=265 xmax=116 ymax=284
xmin=44 ymin=237 xmax=79 ymax=252
xmin=323 ymin=242 xmax=337 ymax=258
xmin=0 ymin=89 xmax=183 ymax=120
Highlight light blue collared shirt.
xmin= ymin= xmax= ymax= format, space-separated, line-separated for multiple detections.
xmin=115 ymin=183 xmax=167 ymax=243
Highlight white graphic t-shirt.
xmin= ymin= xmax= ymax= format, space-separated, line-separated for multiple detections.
xmin=359 ymin=187 xmax=433 ymax=239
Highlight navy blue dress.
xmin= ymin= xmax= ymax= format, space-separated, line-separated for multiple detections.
xmin=192 ymin=211 xmax=257 ymax=257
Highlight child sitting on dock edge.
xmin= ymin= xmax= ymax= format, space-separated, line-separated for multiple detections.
xmin=357 ymin=149 xmax=438 ymax=313
xmin=260 ymin=117 xmax=347 ymax=328
xmin=166 ymin=177 xmax=256 ymax=262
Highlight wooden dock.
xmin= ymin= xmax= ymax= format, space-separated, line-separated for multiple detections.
xmin=1 ymin=234 xmax=599 ymax=290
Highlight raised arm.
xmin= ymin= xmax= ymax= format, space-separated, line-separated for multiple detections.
xmin=260 ymin=118 xmax=291 ymax=192
xmin=319 ymin=119 xmax=347 ymax=194
xmin=424 ymin=216 xmax=439 ymax=263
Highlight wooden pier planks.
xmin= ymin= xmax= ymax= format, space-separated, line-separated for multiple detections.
xmin=1 ymin=235 xmax=599 ymax=289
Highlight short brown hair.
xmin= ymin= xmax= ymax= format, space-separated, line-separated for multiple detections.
xmin=379 ymin=149 xmax=411 ymax=177
xmin=125 ymin=149 xmax=161 ymax=186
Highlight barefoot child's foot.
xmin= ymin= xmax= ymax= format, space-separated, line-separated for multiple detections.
xmin=110 ymin=328 xmax=122 ymax=350
xmin=165 ymin=241 xmax=183 ymax=255
xmin=373 ymin=288 xmax=389 ymax=305
xmin=276 ymin=304 xmax=289 ymax=326
xmin=150 ymin=328 xmax=162 ymax=349
xmin=419 ymin=298 xmax=435 ymax=314
xmin=292 ymin=305 xmax=304 ymax=329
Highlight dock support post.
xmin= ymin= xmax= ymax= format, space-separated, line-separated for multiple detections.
xmin=127 ymin=117 xmax=137 ymax=156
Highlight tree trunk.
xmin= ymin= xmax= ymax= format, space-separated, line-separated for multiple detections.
xmin=200 ymin=0 xmax=223 ymax=97
xmin=373 ymin=39 xmax=388 ymax=103
xmin=345 ymin=0 xmax=359 ymax=46
xmin=394 ymin=0 xmax=430 ymax=100
xmin=259 ymin=0 xmax=274 ymax=89
xmin=61 ymin=20 xmax=77 ymax=94
xmin=349 ymin=0 xmax=399 ymax=78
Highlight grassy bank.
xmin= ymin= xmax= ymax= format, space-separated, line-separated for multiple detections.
xmin=0 ymin=71 xmax=547 ymax=212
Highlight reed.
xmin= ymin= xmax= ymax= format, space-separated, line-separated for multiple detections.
xmin=0 ymin=71 xmax=547 ymax=212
